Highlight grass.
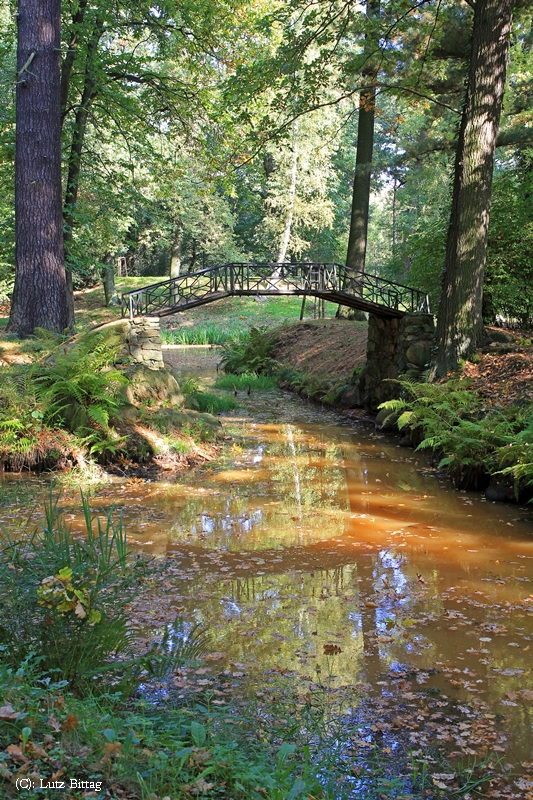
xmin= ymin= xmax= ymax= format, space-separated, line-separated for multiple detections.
xmin=186 ymin=391 xmax=238 ymax=414
xmin=162 ymin=323 xmax=245 ymax=345
xmin=0 ymin=660 xmax=323 ymax=800
xmin=161 ymin=295 xmax=340 ymax=346
xmin=215 ymin=373 xmax=278 ymax=392
xmin=0 ymin=495 xmax=323 ymax=798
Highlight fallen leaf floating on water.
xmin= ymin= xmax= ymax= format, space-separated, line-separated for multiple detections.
xmin=432 ymin=773 xmax=456 ymax=789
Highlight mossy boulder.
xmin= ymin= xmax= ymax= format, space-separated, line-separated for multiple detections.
xmin=405 ymin=341 xmax=432 ymax=368
xmin=124 ymin=365 xmax=184 ymax=408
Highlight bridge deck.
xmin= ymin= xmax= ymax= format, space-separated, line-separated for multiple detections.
xmin=121 ymin=262 xmax=429 ymax=320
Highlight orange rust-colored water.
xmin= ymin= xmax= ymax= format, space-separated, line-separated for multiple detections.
xmin=3 ymin=350 xmax=533 ymax=757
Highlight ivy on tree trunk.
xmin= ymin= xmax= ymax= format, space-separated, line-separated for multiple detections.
xmin=432 ymin=0 xmax=515 ymax=377
xmin=8 ymin=0 xmax=68 ymax=337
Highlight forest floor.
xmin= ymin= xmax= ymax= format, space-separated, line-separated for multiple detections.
xmin=462 ymin=330 xmax=533 ymax=408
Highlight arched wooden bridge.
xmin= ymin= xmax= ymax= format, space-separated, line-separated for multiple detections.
xmin=121 ymin=262 xmax=430 ymax=320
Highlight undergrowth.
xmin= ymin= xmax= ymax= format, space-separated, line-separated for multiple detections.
xmin=180 ymin=376 xmax=238 ymax=414
xmin=0 ymin=329 xmax=129 ymax=470
xmin=215 ymin=372 xmax=277 ymax=392
xmin=379 ymin=378 xmax=533 ymax=493
xmin=0 ymin=661 xmax=323 ymax=800
xmin=219 ymin=327 xmax=279 ymax=375
xmin=219 ymin=328 xmax=347 ymax=405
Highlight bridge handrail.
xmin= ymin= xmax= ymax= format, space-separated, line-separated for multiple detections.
xmin=121 ymin=262 xmax=430 ymax=319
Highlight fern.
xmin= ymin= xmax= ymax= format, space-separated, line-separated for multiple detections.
xmin=378 ymin=378 xmax=524 ymax=490
xmin=220 ymin=327 xmax=278 ymax=375
xmin=36 ymin=329 xmax=127 ymax=449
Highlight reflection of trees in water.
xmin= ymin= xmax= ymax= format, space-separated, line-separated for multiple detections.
xmin=180 ymin=565 xmax=370 ymax=684
xmin=267 ymin=425 xmax=349 ymax=513
xmin=165 ymin=426 xmax=353 ymax=550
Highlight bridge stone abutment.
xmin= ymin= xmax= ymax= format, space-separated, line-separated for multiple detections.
xmin=362 ymin=312 xmax=435 ymax=411
xmin=125 ymin=317 xmax=164 ymax=369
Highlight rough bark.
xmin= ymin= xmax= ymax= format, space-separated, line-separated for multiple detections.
xmin=433 ymin=0 xmax=515 ymax=377
xmin=8 ymin=0 xmax=68 ymax=337
xmin=338 ymin=0 xmax=379 ymax=320
xmin=345 ymin=76 xmax=376 ymax=274
xmin=345 ymin=0 xmax=379 ymax=275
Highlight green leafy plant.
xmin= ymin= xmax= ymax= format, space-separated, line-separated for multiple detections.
xmin=220 ymin=327 xmax=278 ymax=375
xmin=496 ymin=418 xmax=533 ymax=496
xmin=379 ymin=379 xmax=522 ymax=489
xmin=37 ymin=329 xmax=127 ymax=429
xmin=35 ymin=329 xmax=128 ymax=460
xmin=0 ymin=371 xmax=43 ymax=462
xmin=0 ymin=369 xmax=75 ymax=471
xmin=0 ymin=492 xmax=207 ymax=695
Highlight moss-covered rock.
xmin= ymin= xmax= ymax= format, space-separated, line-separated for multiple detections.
xmin=124 ymin=365 xmax=184 ymax=408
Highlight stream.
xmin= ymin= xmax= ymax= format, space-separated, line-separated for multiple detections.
xmin=3 ymin=346 xmax=533 ymax=777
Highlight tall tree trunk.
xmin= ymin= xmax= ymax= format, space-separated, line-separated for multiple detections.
xmin=63 ymin=17 xmax=104 ymax=332
xmin=277 ymin=120 xmax=299 ymax=264
xmin=432 ymin=0 xmax=515 ymax=377
xmin=338 ymin=0 xmax=379 ymax=320
xmin=346 ymin=0 xmax=379 ymax=274
xmin=60 ymin=0 xmax=89 ymax=124
xmin=8 ymin=0 xmax=68 ymax=337
xmin=345 ymin=72 xmax=377 ymax=273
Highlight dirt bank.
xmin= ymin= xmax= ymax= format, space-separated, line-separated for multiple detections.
xmin=272 ymin=319 xmax=368 ymax=383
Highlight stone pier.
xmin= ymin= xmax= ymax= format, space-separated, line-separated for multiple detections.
xmin=361 ymin=312 xmax=435 ymax=411
xmin=125 ymin=317 xmax=164 ymax=369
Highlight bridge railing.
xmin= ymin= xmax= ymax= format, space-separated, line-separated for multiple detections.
xmin=121 ymin=262 xmax=430 ymax=319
